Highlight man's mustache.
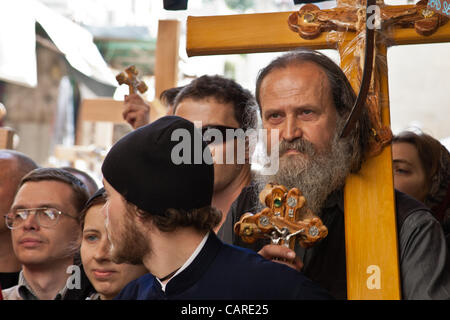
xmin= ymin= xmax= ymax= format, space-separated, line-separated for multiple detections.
xmin=279 ymin=138 xmax=316 ymax=157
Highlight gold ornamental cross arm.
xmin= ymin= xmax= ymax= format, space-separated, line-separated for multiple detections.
xmin=185 ymin=0 xmax=450 ymax=300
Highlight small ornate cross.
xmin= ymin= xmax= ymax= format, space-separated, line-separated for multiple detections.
xmin=116 ymin=65 xmax=148 ymax=95
xmin=234 ymin=183 xmax=328 ymax=249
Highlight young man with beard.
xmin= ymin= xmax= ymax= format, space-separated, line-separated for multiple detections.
xmin=0 ymin=150 xmax=38 ymax=290
xmin=222 ymin=49 xmax=450 ymax=300
xmin=1 ymin=168 xmax=93 ymax=300
xmin=100 ymin=116 xmax=332 ymax=300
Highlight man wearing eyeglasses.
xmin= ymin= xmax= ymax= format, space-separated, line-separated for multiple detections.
xmin=0 ymin=150 xmax=38 ymax=290
xmin=173 ymin=75 xmax=258 ymax=238
xmin=2 ymin=168 xmax=91 ymax=300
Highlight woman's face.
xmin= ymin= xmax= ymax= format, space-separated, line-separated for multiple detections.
xmin=80 ymin=204 xmax=148 ymax=300
xmin=392 ymin=142 xmax=428 ymax=202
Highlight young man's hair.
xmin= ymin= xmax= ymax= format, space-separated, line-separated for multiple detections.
xmin=126 ymin=201 xmax=222 ymax=234
xmin=255 ymin=49 xmax=372 ymax=172
xmin=61 ymin=166 xmax=98 ymax=197
xmin=20 ymin=168 xmax=90 ymax=217
xmin=159 ymin=86 xmax=185 ymax=108
xmin=173 ymin=75 xmax=258 ymax=131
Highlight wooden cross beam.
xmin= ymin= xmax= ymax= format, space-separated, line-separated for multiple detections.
xmin=186 ymin=0 xmax=450 ymax=300
xmin=73 ymin=19 xmax=180 ymax=148
xmin=154 ymin=20 xmax=181 ymax=100
xmin=186 ymin=2 xmax=450 ymax=56
xmin=51 ymin=20 xmax=180 ymax=171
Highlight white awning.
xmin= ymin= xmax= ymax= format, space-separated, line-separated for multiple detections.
xmin=0 ymin=0 xmax=37 ymax=87
xmin=0 ymin=0 xmax=116 ymax=88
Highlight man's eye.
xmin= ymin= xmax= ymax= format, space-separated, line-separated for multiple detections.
xmin=267 ymin=113 xmax=281 ymax=120
xmin=299 ymin=109 xmax=315 ymax=117
xmin=16 ymin=211 xmax=28 ymax=220
xmin=42 ymin=209 xmax=57 ymax=220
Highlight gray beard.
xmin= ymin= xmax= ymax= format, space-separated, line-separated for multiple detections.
xmin=254 ymin=131 xmax=353 ymax=215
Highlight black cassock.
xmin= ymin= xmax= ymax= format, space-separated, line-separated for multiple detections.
xmin=114 ymin=232 xmax=332 ymax=300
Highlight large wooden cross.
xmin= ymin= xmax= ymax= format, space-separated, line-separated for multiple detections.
xmin=186 ymin=0 xmax=450 ymax=299
xmin=54 ymin=19 xmax=181 ymax=162
xmin=76 ymin=19 xmax=180 ymax=145
xmin=54 ymin=20 xmax=180 ymax=167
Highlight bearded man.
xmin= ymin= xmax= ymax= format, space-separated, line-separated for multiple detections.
xmin=221 ymin=49 xmax=450 ymax=300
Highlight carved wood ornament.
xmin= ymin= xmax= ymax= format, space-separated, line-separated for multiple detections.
xmin=288 ymin=0 xmax=448 ymax=157
xmin=234 ymin=183 xmax=328 ymax=249
xmin=116 ymin=65 xmax=148 ymax=95
xmin=288 ymin=0 xmax=448 ymax=39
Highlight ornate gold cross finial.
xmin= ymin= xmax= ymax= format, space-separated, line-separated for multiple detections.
xmin=116 ymin=65 xmax=148 ymax=95
xmin=289 ymin=0 xmax=448 ymax=39
xmin=234 ymin=183 xmax=328 ymax=249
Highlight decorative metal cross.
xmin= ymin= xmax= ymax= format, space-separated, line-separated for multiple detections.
xmin=234 ymin=183 xmax=328 ymax=249
xmin=186 ymin=0 xmax=450 ymax=299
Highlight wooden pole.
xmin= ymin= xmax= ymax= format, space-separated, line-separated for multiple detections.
xmin=154 ymin=20 xmax=180 ymax=99
xmin=340 ymin=43 xmax=401 ymax=299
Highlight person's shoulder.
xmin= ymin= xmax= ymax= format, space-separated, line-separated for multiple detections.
xmin=394 ymin=190 xmax=434 ymax=227
xmin=114 ymin=273 xmax=154 ymax=300
xmin=395 ymin=191 xmax=446 ymax=255
xmin=216 ymin=243 xmax=333 ymax=299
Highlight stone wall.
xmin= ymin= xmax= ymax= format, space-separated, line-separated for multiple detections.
xmin=1 ymin=45 xmax=69 ymax=165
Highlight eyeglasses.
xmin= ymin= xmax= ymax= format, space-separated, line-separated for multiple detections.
xmin=4 ymin=208 xmax=78 ymax=230
xmin=201 ymin=125 xmax=240 ymax=146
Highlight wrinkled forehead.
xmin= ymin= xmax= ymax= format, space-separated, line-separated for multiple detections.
xmin=261 ymin=61 xmax=332 ymax=96
xmin=259 ymin=62 xmax=334 ymax=110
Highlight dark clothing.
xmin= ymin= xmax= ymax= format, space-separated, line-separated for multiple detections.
xmin=115 ymin=232 xmax=333 ymax=300
xmin=0 ymin=272 xmax=20 ymax=290
xmin=62 ymin=264 xmax=95 ymax=300
xmin=221 ymin=184 xmax=450 ymax=300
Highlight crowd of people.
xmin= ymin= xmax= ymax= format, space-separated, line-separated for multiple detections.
xmin=1 ymin=49 xmax=449 ymax=300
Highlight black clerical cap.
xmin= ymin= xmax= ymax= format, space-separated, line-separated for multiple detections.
xmin=101 ymin=116 xmax=214 ymax=215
